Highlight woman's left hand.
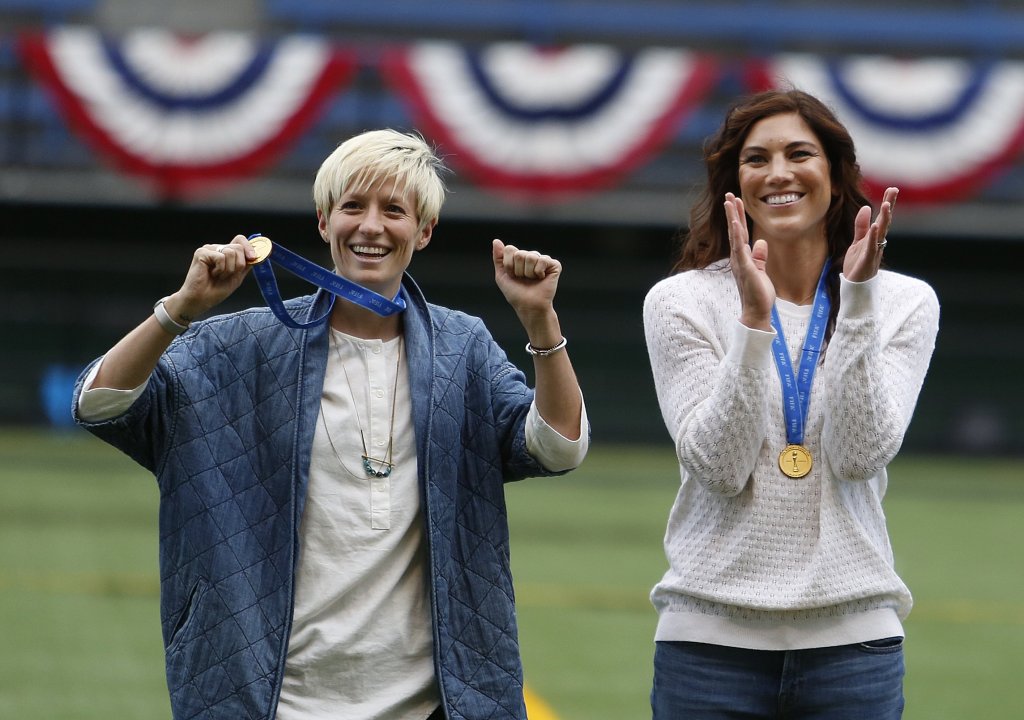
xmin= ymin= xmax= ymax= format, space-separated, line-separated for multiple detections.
xmin=492 ymin=238 xmax=582 ymax=440
xmin=844 ymin=186 xmax=898 ymax=282
xmin=492 ymin=239 xmax=561 ymax=321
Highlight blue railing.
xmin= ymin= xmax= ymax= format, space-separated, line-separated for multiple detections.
xmin=265 ymin=0 xmax=1024 ymax=54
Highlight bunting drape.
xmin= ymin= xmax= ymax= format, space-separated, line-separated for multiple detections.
xmin=18 ymin=26 xmax=356 ymax=196
xmin=14 ymin=27 xmax=1024 ymax=206
xmin=381 ymin=41 xmax=718 ymax=198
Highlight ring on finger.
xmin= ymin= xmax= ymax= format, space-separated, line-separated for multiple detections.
xmin=877 ymin=238 xmax=888 ymax=249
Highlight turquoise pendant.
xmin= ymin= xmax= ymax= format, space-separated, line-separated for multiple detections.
xmin=362 ymin=455 xmax=393 ymax=478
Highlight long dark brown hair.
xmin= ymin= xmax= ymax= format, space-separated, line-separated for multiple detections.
xmin=671 ymin=89 xmax=873 ymax=337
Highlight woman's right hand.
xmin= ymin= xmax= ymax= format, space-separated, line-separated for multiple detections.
xmin=724 ymin=193 xmax=775 ymax=330
xmin=89 ymin=235 xmax=258 ymax=391
xmin=165 ymin=235 xmax=258 ymax=324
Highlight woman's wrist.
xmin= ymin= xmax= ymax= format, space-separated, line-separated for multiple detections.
xmin=519 ymin=308 xmax=562 ymax=347
xmin=153 ymin=297 xmax=190 ymax=336
xmin=525 ymin=337 xmax=568 ymax=357
xmin=739 ymin=311 xmax=772 ymax=331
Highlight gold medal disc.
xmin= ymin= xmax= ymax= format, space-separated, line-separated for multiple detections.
xmin=779 ymin=444 xmax=813 ymax=478
xmin=248 ymin=235 xmax=273 ymax=265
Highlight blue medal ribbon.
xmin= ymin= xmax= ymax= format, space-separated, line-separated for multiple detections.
xmin=769 ymin=260 xmax=831 ymax=446
xmin=247 ymin=234 xmax=406 ymax=328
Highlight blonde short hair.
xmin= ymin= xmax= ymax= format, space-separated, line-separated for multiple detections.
xmin=312 ymin=129 xmax=447 ymax=232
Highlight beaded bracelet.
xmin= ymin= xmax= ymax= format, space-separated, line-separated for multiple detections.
xmin=525 ymin=337 xmax=567 ymax=357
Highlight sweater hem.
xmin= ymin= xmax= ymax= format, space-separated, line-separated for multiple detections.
xmin=654 ymin=607 xmax=903 ymax=650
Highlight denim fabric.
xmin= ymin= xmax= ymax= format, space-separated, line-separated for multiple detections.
xmin=651 ymin=639 xmax=905 ymax=719
xmin=74 ymin=276 xmax=556 ymax=720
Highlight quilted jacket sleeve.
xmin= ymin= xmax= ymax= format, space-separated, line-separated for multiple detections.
xmin=480 ymin=321 xmax=573 ymax=483
xmin=72 ymin=352 xmax=182 ymax=474
xmin=427 ymin=306 xmax=567 ymax=484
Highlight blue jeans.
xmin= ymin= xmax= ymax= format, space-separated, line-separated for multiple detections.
xmin=651 ymin=639 xmax=905 ymax=719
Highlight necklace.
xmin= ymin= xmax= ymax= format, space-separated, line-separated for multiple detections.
xmin=322 ymin=331 xmax=402 ymax=479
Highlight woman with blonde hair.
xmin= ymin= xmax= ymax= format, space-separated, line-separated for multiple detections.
xmin=75 ymin=129 xmax=589 ymax=720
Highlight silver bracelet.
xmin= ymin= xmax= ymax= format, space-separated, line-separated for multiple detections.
xmin=153 ymin=296 xmax=190 ymax=336
xmin=525 ymin=337 xmax=567 ymax=357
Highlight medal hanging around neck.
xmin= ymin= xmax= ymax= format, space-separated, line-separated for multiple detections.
xmin=769 ymin=260 xmax=831 ymax=479
xmin=244 ymin=233 xmax=406 ymax=327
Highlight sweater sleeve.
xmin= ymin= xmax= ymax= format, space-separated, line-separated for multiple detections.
xmin=643 ymin=275 xmax=776 ymax=496
xmin=820 ymin=273 xmax=940 ymax=480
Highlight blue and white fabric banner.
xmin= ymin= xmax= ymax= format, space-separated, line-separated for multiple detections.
xmin=20 ymin=26 xmax=356 ymax=197
xmin=751 ymin=54 xmax=1024 ymax=204
xmin=383 ymin=41 xmax=718 ymax=198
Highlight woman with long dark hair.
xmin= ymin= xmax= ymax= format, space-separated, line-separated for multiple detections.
xmin=643 ymin=89 xmax=939 ymax=719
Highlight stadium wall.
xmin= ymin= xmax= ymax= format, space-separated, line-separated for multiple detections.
xmin=1 ymin=0 xmax=1022 ymax=454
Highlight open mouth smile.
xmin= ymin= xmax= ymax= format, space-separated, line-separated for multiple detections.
xmin=764 ymin=193 xmax=802 ymax=206
xmin=350 ymin=245 xmax=391 ymax=259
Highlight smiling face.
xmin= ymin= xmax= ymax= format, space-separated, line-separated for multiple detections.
xmin=738 ymin=112 xmax=833 ymax=247
xmin=318 ymin=178 xmax=434 ymax=299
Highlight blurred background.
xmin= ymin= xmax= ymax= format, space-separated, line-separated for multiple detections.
xmin=1 ymin=0 xmax=1022 ymax=454
xmin=1 ymin=1 xmax=1023 ymax=719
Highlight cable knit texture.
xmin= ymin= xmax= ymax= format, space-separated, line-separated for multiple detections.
xmin=643 ymin=259 xmax=939 ymax=646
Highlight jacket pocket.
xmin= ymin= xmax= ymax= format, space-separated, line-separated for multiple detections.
xmin=167 ymin=577 xmax=208 ymax=653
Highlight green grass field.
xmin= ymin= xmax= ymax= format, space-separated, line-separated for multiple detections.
xmin=2 ymin=429 xmax=1022 ymax=719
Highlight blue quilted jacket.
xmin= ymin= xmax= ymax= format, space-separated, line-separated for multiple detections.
xmin=74 ymin=275 xmax=561 ymax=720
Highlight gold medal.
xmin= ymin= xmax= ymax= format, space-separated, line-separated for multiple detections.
xmin=779 ymin=444 xmax=813 ymax=478
xmin=248 ymin=235 xmax=273 ymax=265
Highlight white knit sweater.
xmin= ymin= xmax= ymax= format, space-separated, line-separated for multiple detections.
xmin=643 ymin=260 xmax=939 ymax=650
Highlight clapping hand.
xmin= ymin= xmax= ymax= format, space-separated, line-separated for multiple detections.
xmin=844 ymin=187 xmax=898 ymax=283
xmin=724 ymin=193 xmax=775 ymax=330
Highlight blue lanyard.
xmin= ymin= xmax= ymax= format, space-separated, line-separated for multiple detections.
xmin=248 ymin=234 xmax=406 ymax=328
xmin=769 ymin=261 xmax=831 ymax=446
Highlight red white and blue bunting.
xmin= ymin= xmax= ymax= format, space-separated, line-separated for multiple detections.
xmin=12 ymin=29 xmax=1024 ymax=207
xmin=19 ymin=27 xmax=356 ymax=196
xmin=749 ymin=54 xmax=1024 ymax=204
xmin=382 ymin=41 xmax=718 ymax=198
